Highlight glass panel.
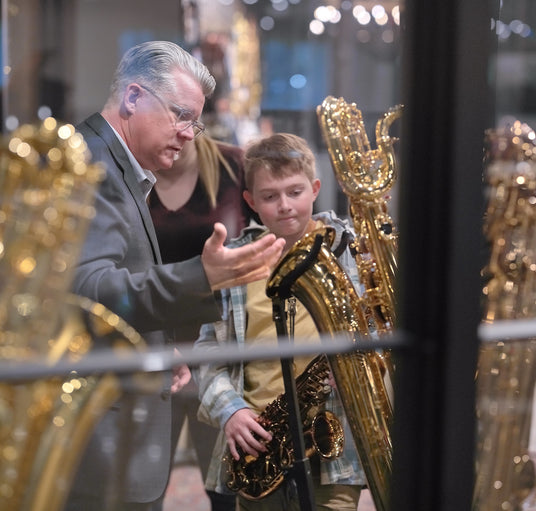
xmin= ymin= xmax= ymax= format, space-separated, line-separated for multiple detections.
xmin=0 ymin=2 xmax=401 ymax=511
xmin=474 ymin=2 xmax=536 ymax=509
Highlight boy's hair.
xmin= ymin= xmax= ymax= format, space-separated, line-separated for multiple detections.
xmin=244 ymin=133 xmax=316 ymax=190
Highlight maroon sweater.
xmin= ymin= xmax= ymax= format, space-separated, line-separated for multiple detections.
xmin=148 ymin=142 xmax=252 ymax=263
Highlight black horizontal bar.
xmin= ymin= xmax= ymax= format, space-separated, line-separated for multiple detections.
xmin=0 ymin=331 xmax=411 ymax=382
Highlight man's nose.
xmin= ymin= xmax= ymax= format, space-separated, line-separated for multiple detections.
xmin=177 ymin=126 xmax=195 ymax=141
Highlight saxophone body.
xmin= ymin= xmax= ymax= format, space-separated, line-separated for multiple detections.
xmin=266 ymin=227 xmax=394 ymax=511
xmin=473 ymin=122 xmax=536 ymax=510
xmin=224 ymin=350 xmax=344 ymax=500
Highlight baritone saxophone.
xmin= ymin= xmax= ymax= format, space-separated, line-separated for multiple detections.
xmin=266 ymin=227 xmax=394 ymax=511
xmin=317 ymin=95 xmax=402 ymax=335
xmin=224 ymin=97 xmax=401 ymax=511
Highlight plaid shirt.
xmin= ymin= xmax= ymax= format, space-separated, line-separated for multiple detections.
xmin=194 ymin=210 xmax=367 ymax=494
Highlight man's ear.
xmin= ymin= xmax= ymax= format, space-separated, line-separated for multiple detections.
xmin=243 ymin=190 xmax=257 ymax=212
xmin=123 ymin=84 xmax=142 ymax=115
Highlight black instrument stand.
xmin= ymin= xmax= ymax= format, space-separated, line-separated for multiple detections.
xmin=272 ymin=296 xmax=316 ymax=511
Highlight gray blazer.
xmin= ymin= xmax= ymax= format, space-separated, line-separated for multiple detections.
xmin=68 ymin=113 xmax=220 ymax=504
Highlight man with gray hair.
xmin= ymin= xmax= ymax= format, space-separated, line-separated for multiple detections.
xmin=66 ymin=40 xmax=284 ymax=511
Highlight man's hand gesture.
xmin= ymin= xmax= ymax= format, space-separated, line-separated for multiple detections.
xmin=202 ymin=222 xmax=285 ymax=291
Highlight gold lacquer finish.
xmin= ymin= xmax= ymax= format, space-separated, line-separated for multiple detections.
xmin=266 ymin=227 xmax=393 ymax=511
xmin=224 ymin=347 xmax=345 ymax=500
xmin=223 ymin=97 xmax=400 ymax=510
xmin=473 ymin=122 xmax=536 ymax=511
xmin=0 ymin=119 xmax=147 ymax=511
xmin=317 ymin=95 xmax=402 ymax=333
xmin=313 ymin=96 xmax=401 ymax=511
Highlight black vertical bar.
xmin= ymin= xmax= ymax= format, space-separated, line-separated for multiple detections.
xmin=272 ymin=297 xmax=315 ymax=511
xmin=392 ymin=1 xmax=494 ymax=510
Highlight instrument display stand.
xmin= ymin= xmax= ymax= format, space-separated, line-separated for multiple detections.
xmin=272 ymin=296 xmax=316 ymax=511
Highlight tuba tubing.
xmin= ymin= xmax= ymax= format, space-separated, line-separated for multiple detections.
xmin=267 ymin=227 xmax=393 ymax=511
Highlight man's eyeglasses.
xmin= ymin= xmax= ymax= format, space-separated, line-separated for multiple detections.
xmin=139 ymin=84 xmax=205 ymax=138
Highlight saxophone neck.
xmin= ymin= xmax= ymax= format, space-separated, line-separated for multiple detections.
xmin=375 ymin=104 xmax=404 ymax=147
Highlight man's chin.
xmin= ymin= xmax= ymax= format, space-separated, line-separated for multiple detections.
xmin=158 ymin=156 xmax=175 ymax=170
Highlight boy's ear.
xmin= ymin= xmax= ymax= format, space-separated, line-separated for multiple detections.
xmin=243 ymin=190 xmax=257 ymax=212
xmin=312 ymin=178 xmax=321 ymax=200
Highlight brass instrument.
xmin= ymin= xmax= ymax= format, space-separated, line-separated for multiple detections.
xmin=266 ymin=226 xmax=393 ymax=511
xmin=224 ymin=351 xmax=344 ymax=500
xmin=0 ymin=119 xmax=146 ymax=511
xmin=473 ymin=122 xmax=536 ymax=510
xmin=223 ymin=97 xmax=400 ymax=511
xmin=317 ymin=95 xmax=402 ymax=335
xmin=312 ymin=96 xmax=401 ymax=511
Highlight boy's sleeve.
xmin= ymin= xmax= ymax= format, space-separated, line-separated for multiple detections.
xmin=193 ymin=322 xmax=249 ymax=429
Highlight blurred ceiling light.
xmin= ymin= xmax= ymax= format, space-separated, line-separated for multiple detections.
xmin=356 ymin=29 xmax=371 ymax=43
xmin=382 ymin=29 xmax=394 ymax=43
xmin=353 ymin=4 xmax=366 ymax=17
xmin=371 ymin=5 xmax=386 ymax=19
xmin=329 ymin=8 xmax=342 ymax=23
xmin=309 ymin=19 xmax=325 ymax=35
xmin=272 ymin=0 xmax=289 ymax=11
xmin=260 ymin=15 xmax=275 ymax=30
xmin=5 ymin=116 xmax=19 ymax=132
xmin=392 ymin=5 xmax=400 ymax=25
xmin=314 ymin=5 xmax=334 ymax=23
xmin=495 ymin=20 xmax=511 ymax=39
xmin=290 ymin=74 xmax=307 ymax=89
xmin=375 ymin=13 xmax=389 ymax=26
xmin=354 ymin=8 xmax=371 ymax=25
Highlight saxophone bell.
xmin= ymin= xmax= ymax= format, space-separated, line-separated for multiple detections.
xmin=308 ymin=410 xmax=345 ymax=459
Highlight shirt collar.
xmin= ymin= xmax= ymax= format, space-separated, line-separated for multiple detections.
xmin=107 ymin=122 xmax=157 ymax=200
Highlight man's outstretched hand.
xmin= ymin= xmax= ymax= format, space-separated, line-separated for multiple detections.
xmin=202 ymin=222 xmax=285 ymax=291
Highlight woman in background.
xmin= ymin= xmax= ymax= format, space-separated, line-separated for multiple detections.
xmin=150 ymin=134 xmax=251 ymax=263
xmin=149 ymin=134 xmax=252 ymax=511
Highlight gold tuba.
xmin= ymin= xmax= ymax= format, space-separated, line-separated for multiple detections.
xmin=0 ymin=119 xmax=147 ymax=511
xmin=473 ymin=122 xmax=536 ymax=510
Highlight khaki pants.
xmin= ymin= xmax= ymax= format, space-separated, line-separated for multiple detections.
xmin=238 ymin=481 xmax=362 ymax=511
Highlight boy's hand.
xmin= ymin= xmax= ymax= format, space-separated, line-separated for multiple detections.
xmin=224 ymin=408 xmax=273 ymax=461
xmin=202 ymin=223 xmax=285 ymax=290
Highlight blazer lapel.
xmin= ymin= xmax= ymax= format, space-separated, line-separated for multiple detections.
xmin=85 ymin=113 xmax=163 ymax=264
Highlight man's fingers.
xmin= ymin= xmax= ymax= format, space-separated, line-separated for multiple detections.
xmin=212 ymin=267 xmax=270 ymax=291
xmin=230 ymin=236 xmax=285 ymax=273
xmin=247 ymin=233 xmax=283 ymax=257
xmin=205 ymin=222 xmax=228 ymax=249
xmin=203 ymin=229 xmax=285 ymax=291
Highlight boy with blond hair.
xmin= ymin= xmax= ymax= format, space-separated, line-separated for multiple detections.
xmin=194 ymin=133 xmax=366 ymax=510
